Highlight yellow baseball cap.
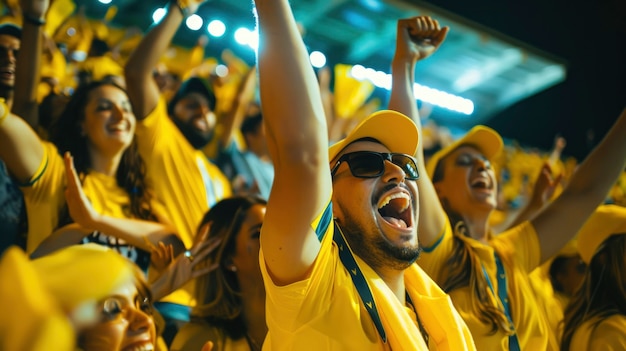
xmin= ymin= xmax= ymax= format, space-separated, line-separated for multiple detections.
xmin=576 ymin=204 xmax=626 ymax=264
xmin=328 ymin=110 xmax=418 ymax=161
xmin=426 ymin=125 xmax=503 ymax=179
xmin=30 ymin=244 xmax=135 ymax=326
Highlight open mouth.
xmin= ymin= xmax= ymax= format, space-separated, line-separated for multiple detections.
xmin=191 ymin=116 xmax=208 ymax=131
xmin=470 ymin=177 xmax=492 ymax=190
xmin=377 ymin=192 xmax=412 ymax=229
xmin=0 ymin=67 xmax=15 ymax=79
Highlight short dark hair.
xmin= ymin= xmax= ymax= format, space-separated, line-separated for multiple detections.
xmin=167 ymin=77 xmax=216 ymax=116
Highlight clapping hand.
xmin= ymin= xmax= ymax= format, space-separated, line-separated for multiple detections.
xmin=64 ymin=152 xmax=100 ymax=231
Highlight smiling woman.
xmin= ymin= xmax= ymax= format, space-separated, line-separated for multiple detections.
xmin=31 ymin=244 xmax=159 ymax=351
xmin=0 ymin=79 xmax=183 ymax=271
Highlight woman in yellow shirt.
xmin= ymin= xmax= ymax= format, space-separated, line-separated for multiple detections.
xmin=561 ymin=205 xmax=626 ymax=351
xmin=0 ymin=80 xmax=183 ymax=271
xmin=389 ymin=21 xmax=626 ymax=347
xmin=170 ymin=195 xmax=267 ymax=351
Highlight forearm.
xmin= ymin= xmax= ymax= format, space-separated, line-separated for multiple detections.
xmin=534 ymin=107 xmax=626 ymax=262
xmin=255 ymin=0 xmax=328 ymax=155
xmin=563 ymin=108 xmax=626 ymax=199
xmin=88 ymin=215 xmax=182 ymax=253
xmin=389 ymin=57 xmax=419 ymax=127
xmin=218 ymin=67 xmax=257 ymax=148
xmin=124 ymin=3 xmax=184 ymax=119
xmin=388 ymin=51 xmax=447 ymax=248
xmin=125 ymin=4 xmax=183 ymax=79
xmin=13 ymin=14 xmax=44 ymax=128
xmin=30 ymin=224 xmax=91 ymax=259
xmin=506 ymin=200 xmax=543 ymax=230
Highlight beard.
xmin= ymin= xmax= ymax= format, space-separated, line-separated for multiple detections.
xmin=0 ymin=81 xmax=14 ymax=93
xmin=337 ymin=216 xmax=422 ymax=272
xmin=172 ymin=117 xmax=214 ymax=149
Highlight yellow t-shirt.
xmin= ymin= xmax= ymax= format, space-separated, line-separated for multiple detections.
xmin=528 ymin=266 xmax=563 ymax=350
xmin=569 ymin=315 xmax=626 ymax=351
xmin=20 ymin=142 xmax=152 ymax=270
xmin=259 ymin=200 xmax=475 ymax=351
xmin=170 ymin=321 xmax=250 ymax=351
xmin=418 ymin=220 xmax=550 ymax=350
xmin=135 ymin=97 xmax=232 ymax=248
xmin=135 ymin=98 xmax=232 ymax=305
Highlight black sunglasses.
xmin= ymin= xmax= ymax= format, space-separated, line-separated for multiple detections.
xmin=331 ymin=151 xmax=419 ymax=180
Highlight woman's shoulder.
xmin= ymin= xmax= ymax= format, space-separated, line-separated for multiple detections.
xmin=592 ymin=314 xmax=626 ymax=336
xmin=572 ymin=314 xmax=626 ymax=350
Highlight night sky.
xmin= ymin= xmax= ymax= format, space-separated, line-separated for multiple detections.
xmin=433 ymin=0 xmax=626 ymax=160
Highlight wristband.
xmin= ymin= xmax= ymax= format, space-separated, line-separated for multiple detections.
xmin=23 ymin=13 xmax=46 ymax=26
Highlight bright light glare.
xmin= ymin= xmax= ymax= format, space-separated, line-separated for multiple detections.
xmin=350 ymin=65 xmax=366 ymax=80
xmin=207 ymin=20 xmax=226 ymax=37
xmin=234 ymin=27 xmax=258 ymax=50
xmin=309 ymin=51 xmax=326 ymax=68
xmin=98 ymin=0 xmax=112 ymax=4
xmin=186 ymin=14 xmax=203 ymax=31
xmin=234 ymin=28 xmax=252 ymax=45
xmin=413 ymin=83 xmax=474 ymax=114
xmin=152 ymin=8 xmax=166 ymax=23
xmin=350 ymin=64 xmax=474 ymax=115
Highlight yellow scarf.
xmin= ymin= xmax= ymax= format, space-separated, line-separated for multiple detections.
xmin=353 ymin=254 xmax=476 ymax=351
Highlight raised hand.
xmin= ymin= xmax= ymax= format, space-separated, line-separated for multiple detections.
xmin=64 ymin=152 xmax=100 ymax=231
xmin=530 ymin=163 xmax=563 ymax=208
xmin=396 ymin=16 xmax=449 ymax=62
xmin=149 ymin=233 xmax=222 ymax=301
xmin=149 ymin=241 xmax=176 ymax=272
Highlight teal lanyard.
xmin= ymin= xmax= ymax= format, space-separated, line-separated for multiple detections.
xmin=481 ymin=253 xmax=521 ymax=351
xmin=314 ymin=203 xmax=386 ymax=342
xmin=332 ymin=223 xmax=387 ymax=342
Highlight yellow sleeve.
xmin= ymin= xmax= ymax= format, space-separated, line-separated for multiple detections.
xmin=492 ymin=221 xmax=541 ymax=273
xmin=19 ymin=142 xmax=66 ymax=253
xmin=588 ymin=316 xmax=626 ymax=350
xmin=417 ymin=217 xmax=455 ymax=285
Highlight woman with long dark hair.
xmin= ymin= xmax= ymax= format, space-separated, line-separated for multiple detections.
xmin=0 ymin=80 xmax=183 ymax=271
xmin=170 ymin=195 xmax=267 ymax=351
xmin=561 ymin=205 xmax=626 ymax=350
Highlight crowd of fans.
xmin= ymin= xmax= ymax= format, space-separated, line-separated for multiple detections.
xmin=1 ymin=0 xmax=625 ymax=350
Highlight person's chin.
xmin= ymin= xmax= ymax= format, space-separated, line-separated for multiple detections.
xmin=0 ymin=80 xmax=15 ymax=90
xmin=187 ymin=131 xmax=212 ymax=149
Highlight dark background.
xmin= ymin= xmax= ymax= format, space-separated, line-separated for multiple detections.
xmin=434 ymin=0 xmax=625 ymax=160
xmin=82 ymin=0 xmax=625 ymax=161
